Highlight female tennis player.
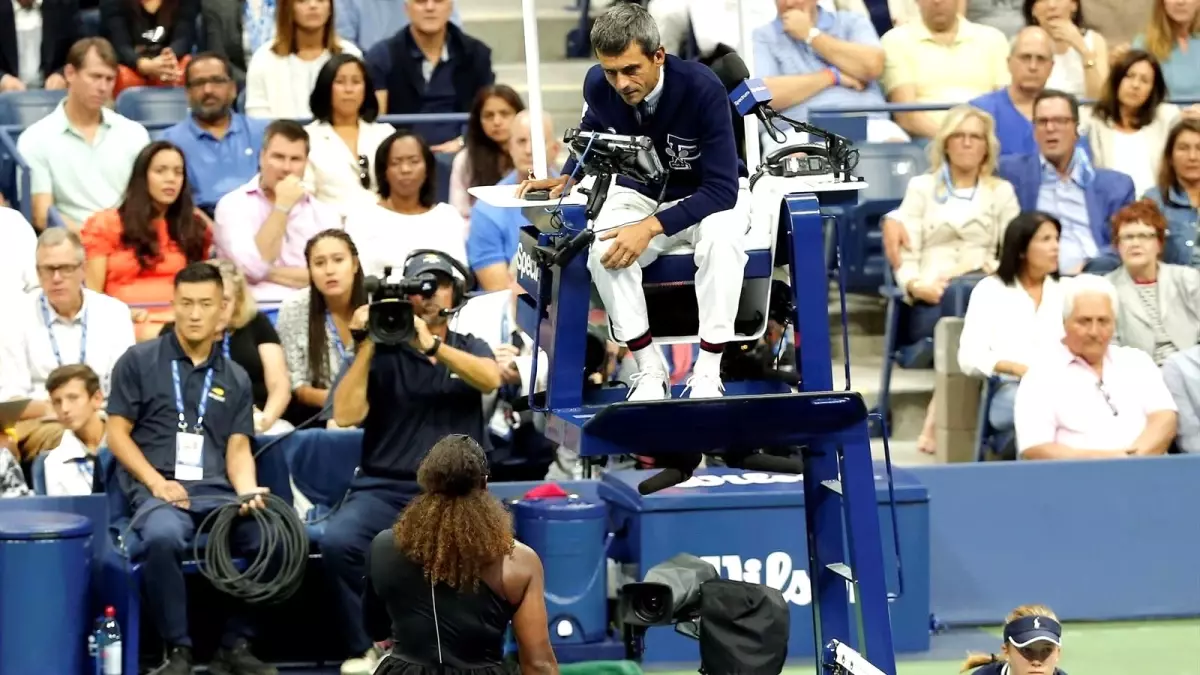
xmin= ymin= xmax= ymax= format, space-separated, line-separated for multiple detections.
xmin=960 ymin=604 xmax=1067 ymax=675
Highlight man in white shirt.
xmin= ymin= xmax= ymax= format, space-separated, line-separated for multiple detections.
xmin=0 ymin=228 xmax=135 ymax=421
xmin=0 ymin=206 xmax=39 ymax=295
xmin=1014 ymin=274 xmax=1178 ymax=459
xmin=42 ymin=363 xmax=105 ymax=496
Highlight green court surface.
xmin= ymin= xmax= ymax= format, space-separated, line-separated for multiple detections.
xmin=651 ymin=620 xmax=1200 ymax=675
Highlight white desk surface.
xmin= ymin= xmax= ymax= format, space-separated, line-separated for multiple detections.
xmin=468 ymin=179 xmax=869 ymax=209
xmin=468 ymin=184 xmax=589 ymax=209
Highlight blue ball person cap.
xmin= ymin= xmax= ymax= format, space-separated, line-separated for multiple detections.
xmin=1003 ymin=615 xmax=1062 ymax=648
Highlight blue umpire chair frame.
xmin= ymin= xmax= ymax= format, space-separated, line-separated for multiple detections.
xmin=512 ymin=186 xmax=899 ymax=672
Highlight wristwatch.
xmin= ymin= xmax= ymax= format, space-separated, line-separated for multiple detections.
xmin=423 ymin=336 xmax=442 ymax=357
xmin=806 ymin=27 xmax=822 ymax=45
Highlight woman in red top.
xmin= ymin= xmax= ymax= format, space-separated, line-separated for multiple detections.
xmin=82 ymin=140 xmax=212 ymax=341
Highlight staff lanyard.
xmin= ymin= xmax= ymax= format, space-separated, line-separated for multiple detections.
xmin=222 ymin=333 xmax=231 ymax=359
xmin=501 ymin=312 xmax=510 ymax=346
xmin=171 ymin=361 xmax=215 ymax=434
xmin=326 ymin=312 xmax=347 ymax=366
xmin=41 ymin=294 xmax=87 ymax=367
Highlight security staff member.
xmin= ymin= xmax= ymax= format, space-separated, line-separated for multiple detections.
xmin=323 ymin=253 xmax=502 ymax=675
xmin=517 ymin=1 xmax=750 ymax=403
xmin=106 ymin=263 xmax=276 ymax=675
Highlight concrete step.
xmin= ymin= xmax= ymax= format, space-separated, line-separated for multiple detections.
xmin=462 ymin=4 xmax=581 ymax=63
xmin=493 ymin=61 xmax=590 ymax=138
xmin=841 ymin=356 xmax=933 ymax=444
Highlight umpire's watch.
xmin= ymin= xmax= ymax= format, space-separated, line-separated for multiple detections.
xmin=423 ymin=336 xmax=442 ymax=357
xmin=806 ymin=27 xmax=822 ymax=45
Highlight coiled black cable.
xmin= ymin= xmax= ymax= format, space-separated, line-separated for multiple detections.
xmin=193 ymin=491 xmax=309 ymax=605
xmin=119 ymin=491 xmax=310 ymax=606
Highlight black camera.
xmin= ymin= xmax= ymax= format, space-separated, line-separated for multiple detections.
xmin=362 ymin=266 xmax=439 ymax=346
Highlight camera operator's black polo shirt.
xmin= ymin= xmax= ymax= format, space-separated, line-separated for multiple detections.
xmin=107 ymin=331 xmax=256 ymax=502
xmin=359 ymin=331 xmax=494 ymax=480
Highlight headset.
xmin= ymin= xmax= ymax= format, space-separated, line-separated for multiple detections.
xmin=400 ymin=248 xmax=478 ymax=314
xmin=749 ymin=143 xmax=837 ymax=190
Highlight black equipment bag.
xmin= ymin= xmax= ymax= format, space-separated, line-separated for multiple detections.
xmin=697 ymin=579 xmax=790 ymax=675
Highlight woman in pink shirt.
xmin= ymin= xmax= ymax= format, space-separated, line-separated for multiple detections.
xmin=81 ymin=141 xmax=212 ymax=341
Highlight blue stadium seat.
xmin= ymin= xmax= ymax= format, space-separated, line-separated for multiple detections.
xmin=0 ymin=89 xmax=67 ymax=126
xmin=974 ymin=376 xmax=1014 ymax=460
xmin=434 ymin=151 xmax=456 ymax=204
xmin=78 ymin=8 xmax=101 ymax=37
xmin=274 ymin=428 xmax=360 ymax=541
xmin=873 ymin=267 xmax=983 ymax=438
xmin=114 ymin=87 xmax=189 ymax=125
xmin=31 ymin=452 xmax=48 ymax=495
xmin=830 ymin=142 xmax=927 ymax=293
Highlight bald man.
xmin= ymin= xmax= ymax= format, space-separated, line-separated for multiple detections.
xmin=466 ymin=110 xmax=561 ymax=292
xmin=968 ymin=26 xmax=1058 ymax=157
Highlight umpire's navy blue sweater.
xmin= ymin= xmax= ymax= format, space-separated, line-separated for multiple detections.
xmin=562 ymin=54 xmax=747 ymax=237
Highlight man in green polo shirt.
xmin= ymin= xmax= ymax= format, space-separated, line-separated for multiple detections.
xmin=16 ymin=37 xmax=150 ymax=231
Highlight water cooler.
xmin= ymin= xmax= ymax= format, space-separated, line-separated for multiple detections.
xmin=513 ymin=496 xmax=611 ymax=644
xmin=0 ymin=510 xmax=94 ymax=675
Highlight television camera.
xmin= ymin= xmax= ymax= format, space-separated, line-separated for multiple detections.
xmin=360 ymin=250 xmax=474 ymax=346
xmin=533 ymin=129 xmax=667 ymax=268
xmin=619 ymin=554 xmax=790 ymax=675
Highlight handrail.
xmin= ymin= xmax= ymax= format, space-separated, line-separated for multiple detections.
xmin=809 ymin=96 xmax=1200 ymax=116
xmin=0 ymin=127 xmax=32 ymax=222
xmin=0 ymin=111 xmax=470 ymax=136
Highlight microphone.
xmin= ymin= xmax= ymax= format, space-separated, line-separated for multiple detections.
xmin=637 ymin=454 xmax=703 ymax=495
xmin=730 ymin=78 xmax=786 ymax=144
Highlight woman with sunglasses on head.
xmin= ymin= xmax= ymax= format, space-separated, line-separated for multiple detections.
xmin=275 ymin=229 xmax=366 ymax=427
xmin=81 ymin=140 xmax=212 ymax=342
xmin=961 ymin=604 xmax=1067 ymax=675
xmin=364 ymin=433 xmax=559 ymax=675
xmin=344 ymin=130 xmax=468 ymax=280
xmin=305 ymin=53 xmax=397 ymax=219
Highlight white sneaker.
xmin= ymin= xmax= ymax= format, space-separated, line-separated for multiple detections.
xmin=683 ymin=371 xmax=725 ymax=399
xmin=340 ymin=645 xmax=382 ymax=675
xmin=627 ymin=359 xmax=671 ymax=401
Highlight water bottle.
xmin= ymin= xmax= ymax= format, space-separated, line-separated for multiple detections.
xmin=88 ymin=616 xmax=102 ymax=675
xmin=96 ymin=606 xmax=122 ymax=675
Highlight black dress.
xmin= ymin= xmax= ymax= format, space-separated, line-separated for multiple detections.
xmin=364 ymin=530 xmax=516 ymax=675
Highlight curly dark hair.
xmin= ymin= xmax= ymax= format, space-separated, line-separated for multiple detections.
xmin=393 ymin=435 xmax=515 ymax=591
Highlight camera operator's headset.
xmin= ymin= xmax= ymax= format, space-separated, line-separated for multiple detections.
xmin=402 ymin=248 xmax=477 ymax=314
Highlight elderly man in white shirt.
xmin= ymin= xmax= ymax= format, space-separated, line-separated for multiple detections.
xmin=0 ymin=228 xmax=135 ymax=422
xmin=42 ymin=363 xmax=106 ymax=496
xmin=1014 ymin=274 xmax=1177 ymax=460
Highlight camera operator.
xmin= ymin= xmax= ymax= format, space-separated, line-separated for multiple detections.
xmin=517 ymin=2 xmax=751 ymax=402
xmin=322 ymin=253 xmax=502 ymax=675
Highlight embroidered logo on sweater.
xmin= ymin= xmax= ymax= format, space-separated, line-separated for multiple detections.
xmin=666 ymin=134 xmax=700 ymax=170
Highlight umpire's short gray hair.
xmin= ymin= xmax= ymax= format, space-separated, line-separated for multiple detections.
xmin=1062 ymin=274 xmax=1119 ymax=321
xmin=590 ymin=2 xmax=661 ymax=59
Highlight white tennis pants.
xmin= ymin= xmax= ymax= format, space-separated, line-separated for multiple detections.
xmin=587 ymin=181 xmax=751 ymax=345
